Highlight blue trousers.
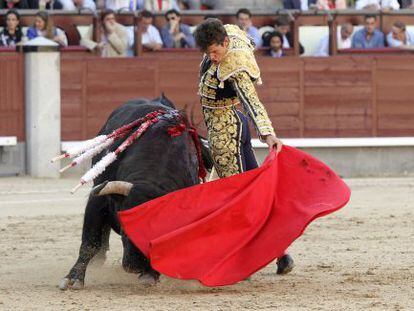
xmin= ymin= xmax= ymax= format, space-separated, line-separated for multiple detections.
xmin=237 ymin=110 xmax=259 ymax=172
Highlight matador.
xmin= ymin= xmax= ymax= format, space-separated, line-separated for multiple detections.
xmin=194 ymin=19 xmax=294 ymax=274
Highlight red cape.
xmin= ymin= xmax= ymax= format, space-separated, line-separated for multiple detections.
xmin=118 ymin=146 xmax=350 ymax=286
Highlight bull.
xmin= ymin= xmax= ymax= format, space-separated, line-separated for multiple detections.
xmin=59 ymin=95 xmax=212 ymax=290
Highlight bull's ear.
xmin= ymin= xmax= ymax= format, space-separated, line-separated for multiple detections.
xmin=91 ymin=181 xmax=133 ymax=197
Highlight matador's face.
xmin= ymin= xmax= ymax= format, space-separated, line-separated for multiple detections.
xmin=206 ymin=37 xmax=229 ymax=65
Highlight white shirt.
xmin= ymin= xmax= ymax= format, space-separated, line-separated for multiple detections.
xmin=59 ymin=0 xmax=76 ymax=10
xmin=386 ymin=30 xmax=414 ymax=47
xmin=126 ymin=26 xmax=135 ymax=57
xmin=81 ymin=0 xmax=97 ymax=11
xmin=142 ymin=24 xmax=163 ymax=45
xmin=355 ymin=0 xmax=400 ymax=9
xmin=59 ymin=0 xmax=97 ymax=10
xmin=314 ymin=33 xmax=352 ymax=57
xmin=270 ymin=49 xmax=283 ymax=58
xmin=301 ymin=0 xmax=309 ymax=10
xmin=282 ymin=35 xmax=290 ymax=48
xmin=106 ymin=0 xmax=130 ymax=10
xmin=144 ymin=0 xmax=179 ymax=11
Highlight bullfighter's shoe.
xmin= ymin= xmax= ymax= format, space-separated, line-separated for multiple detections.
xmin=276 ymin=254 xmax=295 ymax=275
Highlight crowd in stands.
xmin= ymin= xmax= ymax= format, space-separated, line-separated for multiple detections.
xmin=0 ymin=9 xmax=68 ymax=46
xmin=1 ymin=2 xmax=414 ymax=57
xmin=1 ymin=0 xmax=414 ymax=13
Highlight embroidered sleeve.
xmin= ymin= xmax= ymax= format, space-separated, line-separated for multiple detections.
xmin=230 ymin=71 xmax=275 ymax=138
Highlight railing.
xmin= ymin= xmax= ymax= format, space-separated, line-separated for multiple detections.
xmin=1 ymin=10 xmax=414 ymax=56
xmin=2 ymin=10 xmax=414 ymax=141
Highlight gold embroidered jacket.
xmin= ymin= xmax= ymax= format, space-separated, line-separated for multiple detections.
xmin=199 ymin=24 xmax=275 ymax=139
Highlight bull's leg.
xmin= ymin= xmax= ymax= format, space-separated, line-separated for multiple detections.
xmin=121 ymin=235 xmax=160 ymax=286
xmin=59 ymin=196 xmax=110 ymax=290
xmin=90 ymin=223 xmax=111 ymax=266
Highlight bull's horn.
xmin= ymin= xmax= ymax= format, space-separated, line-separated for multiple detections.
xmin=91 ymin=181 xmax=133 ymax=196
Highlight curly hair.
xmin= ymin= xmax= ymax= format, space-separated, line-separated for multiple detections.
xmin=193 ymin=18 xmax=227 ymax=52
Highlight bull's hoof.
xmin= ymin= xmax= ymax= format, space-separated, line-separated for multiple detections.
xmin=59 ymin=278 xmax=70 ymax=290
xmin=276 ymin=254 xmax=295 ymax=275
xmin=138 ymin=272 xmax=159 ymax=287
xmin=58 ymin=277 xmax=85 ymax=291
xmin=123 ymin=265 xmax=143 ymax=274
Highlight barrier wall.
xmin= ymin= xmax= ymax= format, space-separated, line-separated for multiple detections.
xmin=0 ymin=50 xmax=24 ymax=141
xmin=59 ymin=52 xmax=414 ymax=140
xmin=1 ymin=50 xmax=413 ymax=141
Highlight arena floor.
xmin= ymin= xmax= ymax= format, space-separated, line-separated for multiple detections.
xmin=0 ymin=177 xmax=413 ymax=310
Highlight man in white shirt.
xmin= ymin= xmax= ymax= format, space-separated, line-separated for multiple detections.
xmin=355 ymin=0 xmax=400 ymax=10
xmin=60 ymin=0 xmax=96 ymax=11
xmin=141 ymin=10 xmax=163 ymax=51
xmin=236 ymin=8 xmax=262 ymax=47
xmin=144 ymin=0 xmax=179 ymax=11
xmin=314 ymin=23 xmax=353 ymax=57
xmin=387 ymin=21 xmax=414 ymax=47
xmin=105 ymin=0 xmax=130 ymax=10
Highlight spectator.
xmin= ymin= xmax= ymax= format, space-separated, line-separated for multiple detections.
xmin=160 ymin=9 xmax=195 ymax=48
xmin=236 ymin=8 xmax=262 ymax=47
xmin=268 ymin=16 xmax=304 ymax=54
xmin=387 ymin=21 xmax=414 ymax=47
xmin=140 ymin=10 xmax=163 ymax=51
xmin=351 ymin=15 xmax=385 ymax=49
xmin=283 ymin=0 xmax=317 ymax=10
xmin=0 ymin=9 xmax=23 ymax=46
xmin=27 ymin=11 xmax=68 ymax=47
xmin=81 ymin=9 xmax=128 ymax=57
xmin=267 ymin=31 xmax=285 ymax=58
xmin=0 ymin=0 xmax=29 ymax=9
xmin=26 ymin=0 xmax=36 ymax=7
xmin=144 ymin=0 xmax=179 ymax=11
xmin=137 ymin=0 xmax=144 ymax=8
xmin=316 ymin=0 xmax=346 ymax=9
xmin=177 ymin=0 xmax=190 ymax=9
xmin=105 ymin=0 xmax=129 ymax=11
xmin=401 ymin=0 xmax=414 ymax=8
xmin=355 ymin=0 xmax=400 ymax=10
xmin=314 ymin=23 xmax=353 ymax=56
xmin=200 ymin=0 xmax=215 ymax=9
xmin=37 ymin=0 xmax=64 ymax=9
xmin=58 ymin=0 xmax=96 ymax=10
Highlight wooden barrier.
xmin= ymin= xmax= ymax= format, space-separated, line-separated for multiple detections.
xmin=1 ymin=10 xmax=414 ymax=142
xmin=1 ymin=50 xmax=414 ymax=141
xmin=60 ymin=52 xmax=414 ymax=140
xmin=0 ymin=50 xmax=24 ymax=141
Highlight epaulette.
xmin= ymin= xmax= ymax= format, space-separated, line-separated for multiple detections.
xmin=216 ymin=24 xmax=262 ymax=88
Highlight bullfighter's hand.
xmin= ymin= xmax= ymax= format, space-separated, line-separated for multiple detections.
xmin=264 ymin=134 xmax=283 ymax=153
xmin=105 ymin=21 xmax=115 ymax=34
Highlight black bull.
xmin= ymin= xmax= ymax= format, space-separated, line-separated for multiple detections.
xmin=59 ymin=96 xmax=213 ymax=290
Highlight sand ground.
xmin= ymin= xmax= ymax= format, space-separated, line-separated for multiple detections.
xmin=0 ymin=177 xmax=413 ymax=310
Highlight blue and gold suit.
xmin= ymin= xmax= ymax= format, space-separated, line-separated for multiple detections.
xmin=199 ymin=25 xmax=275 ymax=178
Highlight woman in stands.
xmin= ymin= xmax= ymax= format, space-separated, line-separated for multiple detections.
xmin=27 ymin=11 xmax=68 ymax=47
xmin=0 ymin=9 xmax=23 ymax=46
